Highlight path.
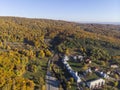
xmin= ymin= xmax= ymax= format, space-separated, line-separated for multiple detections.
xmin=46 ymin=72 xmax=59 ymax=90
xmin=46 ymin=54 xmax=60 ymax=90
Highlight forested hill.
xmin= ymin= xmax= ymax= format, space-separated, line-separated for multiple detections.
xmin=0 ymin=16 xmax=120 ymax=90
xmin=0 ymin=17 xmax=120 ymax=41
xmin=0 ymin=17 xmax=120 ymax=54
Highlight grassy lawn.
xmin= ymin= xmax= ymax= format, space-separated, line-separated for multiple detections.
xmin=84 ymin=72 xmax=100 ymax=81
xmin=68 ymin=61 xmax=83 ymax=71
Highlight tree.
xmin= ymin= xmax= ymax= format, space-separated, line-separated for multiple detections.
xmin=45 ymin=49 xmax=52 ymax=57
xmin=114 ymin=81 xmax=118 ymax=87
xmin=100 ymin=61 xmax=106 ymax=66
xmin=41 ymin=85 xmax=46 ymax=90
xmin=65 ymin=48 xmax=69 ymax=55
xmin=59 ymin=85 xmax=63 ymax=90
xmin=66 ymin=81 xmax=71 ymax=89
xmin=82 ymin=64 xmax=88 ymax=71
xmin=0 ymin=41 xmax=3 ymax=48
xmin=57 ymin=45 xmax=63 ymax=53
xmin=38 ymin=50 xmax=45 ymax=58
xmin=69 ymin=77 xmax=74 ymax=83
xmin=32 ymin=65 xmax=37 ymax=72
xmin=114 ymin=74 xmax=119 ymax=80
xmin=6 ymin=45 xmax=11 ymax=50
xmin=39 ymin=77 xmax=45 ymax=86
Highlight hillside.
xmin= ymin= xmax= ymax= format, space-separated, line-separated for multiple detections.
xmin=0 ymin=17 xmax=120 ymax=90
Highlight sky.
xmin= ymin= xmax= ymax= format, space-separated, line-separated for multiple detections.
xmin=0 ymin=0 xmax=120 ymax=22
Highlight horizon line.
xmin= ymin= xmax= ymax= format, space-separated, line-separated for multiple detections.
xmin=0 ymin=15 xmax=120 ymax=25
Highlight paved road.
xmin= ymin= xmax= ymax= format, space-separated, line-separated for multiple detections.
xmin=46 ymin=71 xmax=59 ymax=90
xmin=46 ymin=54 xmax=60 ymax=90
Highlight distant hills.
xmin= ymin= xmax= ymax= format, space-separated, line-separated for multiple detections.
xmin=0 ymin=16 xmax=120 ymax=55
xmin=77 ymin=21 xmax=120 ymax=25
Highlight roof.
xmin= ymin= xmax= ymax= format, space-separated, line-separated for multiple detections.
xmin=87 ymin=78 xmax=105 ymax=85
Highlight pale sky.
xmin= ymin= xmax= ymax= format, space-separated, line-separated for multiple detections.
xmin=0 ymin=0 xmax=120 ymax=22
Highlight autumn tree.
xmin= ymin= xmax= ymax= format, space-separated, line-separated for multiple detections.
xmin=38 ymin=50 xmax=45 ymax=58
xmin=45 ymin=49 xmax=52 ymax=57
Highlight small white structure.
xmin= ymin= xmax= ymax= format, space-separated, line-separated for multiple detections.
xmin=101 ymin=72 xmax=109 ymax=79
xmin=110 ymin=64 xmax=118 ymax=68
xmin=97 ymin=71 xmax=109 ymax=79
xmin=73 ymin=56 xmax=77 ymax=60
xmin=78 ymin=55 xmax=83 ymax=61
xmin=85 ymin=59 xmax=91 ymax=64
xmin=63 ymin=61 xmax=67 ymax=64
xmin=94 ymin=67 xmax=99 ymax=71
xmin=87 ymin=78 xmax=105 ymax=89
xmin=70 ymin=71 xmax=81 ymax=83
xmin=106 ymin=71 xmax=111 ymax=75
xmin=73 ymin=55 xmax=83 ymax=62
xmin=63 ymin=55 xmax=69 ymax=61
xmin=86 ymin=68 xmax=92 ymax=73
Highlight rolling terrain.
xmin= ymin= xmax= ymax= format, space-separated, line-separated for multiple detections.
xmin=0 ymin=17 xmax=120 ymax=90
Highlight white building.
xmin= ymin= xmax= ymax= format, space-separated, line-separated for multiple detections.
xmin=78 ymin=55 xmax=83 ymax=61
xmin=63 ymin=55 xmax=69 ymax=61
xmin=85 ymin=68 xmax=92 ymax=74
xmin=110 ymin=64 xmax=118 ymax=68
xmin=63 ymin=61 xmax=67 ymax=64
xmin=73 ymin=56 xmax=77 ymax=60
xmin=87 ymin=78 xmax=105 ymax=89
xmin=97 ymin=71 xmax=109 ymax=79
xmin=62 ymin=56 xmax=81 ymax=83
xmin=73 ymin=55 xmax=83 ymax=62
xmin=69 ymin=71 xmax=81 ymax=83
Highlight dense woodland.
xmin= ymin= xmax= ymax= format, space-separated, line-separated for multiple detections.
xmin=0 ymin=17 xmax=120 ymax=90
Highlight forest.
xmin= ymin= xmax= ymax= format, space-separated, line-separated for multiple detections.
xmin=0 ymin=16 xmax=120 ymax=90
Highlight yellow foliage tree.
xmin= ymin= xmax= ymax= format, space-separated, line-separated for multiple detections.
xmin=45 ymin=49 xmax=52 ymax=57
xmin=39 ymin=50 xmax=45 ymax=58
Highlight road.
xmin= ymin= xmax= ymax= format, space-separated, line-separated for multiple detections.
xmin=46 ymin=71 xmax=59 ymax=90
xmin=46 ymin=54 xmax=60 ymax=90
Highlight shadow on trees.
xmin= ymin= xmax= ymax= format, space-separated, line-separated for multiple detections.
xmin=23 ymin=38 xmax=35 ymax=46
